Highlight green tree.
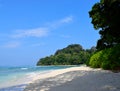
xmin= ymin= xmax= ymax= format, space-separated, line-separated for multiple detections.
xmin=37 ymin=44 xmax=94 ymax=66
xmin=89 ymin=44 xmax=120 ymax=70
xmin=89 ymin=0 xmax=120 ymax=50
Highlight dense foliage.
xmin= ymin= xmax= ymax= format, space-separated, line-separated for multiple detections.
xmin=37 ymin=44 xmax=96 ymax=65
xmin=89 ymin=0 xmax=120 ymax=50
xmin=89 ymin=0 xmax=120 ymax=70
xmin=89 ymin=44 xmax=120 ymax=70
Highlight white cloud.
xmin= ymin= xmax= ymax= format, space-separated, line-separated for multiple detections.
xmin=11 ymin=28 xmax=48 ymax=38
xmin=60 ymin=16 xmax=73 ymax=23
xmin=11 ymin=16 xmax=73 ymax=39
xmin=0 ymin=16 xmax=74 ymax=49
xmin=3 ymin=41 xmax=21 ymax=48
xmin=46 ymin=16 xmax=73 ymax=28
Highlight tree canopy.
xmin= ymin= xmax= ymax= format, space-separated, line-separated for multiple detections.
xmin=89 ymin=0 xmax=120 ymax=50
xmin=89 ymin=0 xmax=120 ymax=70
xmin=37 ymin=44 xmax=96 ymax=66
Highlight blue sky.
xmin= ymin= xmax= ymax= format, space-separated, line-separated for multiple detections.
xmin=0 ymin=0 xmax=100 ymax=66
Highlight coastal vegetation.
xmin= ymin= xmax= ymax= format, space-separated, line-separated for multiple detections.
xmin=89 ymin=0 xmax=120 ymax=70
xmin=89 ymin=44 xmax=120 ymax=70
xmin=37 ymin=44 xmax=96 ymax=65
xmin=37 ymin=0 xmax=120 ymax=70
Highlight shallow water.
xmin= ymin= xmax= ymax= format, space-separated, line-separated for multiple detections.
xmin=0 ymin=66 xmax=73 ymax=90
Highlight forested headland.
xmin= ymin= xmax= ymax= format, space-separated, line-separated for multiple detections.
xmin=37 ymin=44 xmax=96 ymax=65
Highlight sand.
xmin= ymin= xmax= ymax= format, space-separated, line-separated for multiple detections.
xmin=24 ymin=65 xmax=120 ymax=91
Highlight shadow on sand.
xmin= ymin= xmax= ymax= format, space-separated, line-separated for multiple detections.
xmin=0 ymin=84 xmax=27 ymax=91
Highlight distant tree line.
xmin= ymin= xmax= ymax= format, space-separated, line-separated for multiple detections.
xmin=37 ymin=44 xmax=96 ymax=65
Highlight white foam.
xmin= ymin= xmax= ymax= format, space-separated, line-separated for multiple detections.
xmin=21 ymin=68 xmax=28 ymax=70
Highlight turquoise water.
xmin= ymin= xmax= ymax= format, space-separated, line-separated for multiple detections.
xmin=0 ymin=66 xmax=73 ymax=91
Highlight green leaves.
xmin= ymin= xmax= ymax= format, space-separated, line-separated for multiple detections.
xmin=89 ymin=0 xmax=120 ymax=50
xmin=89 ymin=44 xmax=120 ymax=70
xmin=37 ymin=44 xmax=95 ymax=65
xmin=89 ymin=0 xmax=120 ymax=70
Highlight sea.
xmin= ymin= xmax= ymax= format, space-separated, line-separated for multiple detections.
xmin=0 ymin=65 xmax=74 ymax=91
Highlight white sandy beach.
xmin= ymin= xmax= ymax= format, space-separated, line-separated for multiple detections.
xmin=24 ymin=65 xmax=120 ymax=91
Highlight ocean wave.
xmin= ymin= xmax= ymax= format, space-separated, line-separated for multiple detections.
xmin=21 ymin=68 xmax=28 ymax=70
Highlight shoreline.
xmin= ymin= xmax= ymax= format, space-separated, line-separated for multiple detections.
xmin=0 ymin=65 xmax=73 ymax=89
xmin=1 ymin=65 xmax=120 ymax=91
xmin=29 ymin=65 xmax=94 ymax=81
xmin=24 ymin=65 xmax=120 ymax=91
xmin=0 ymin=65 xmax=84 ymax=90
